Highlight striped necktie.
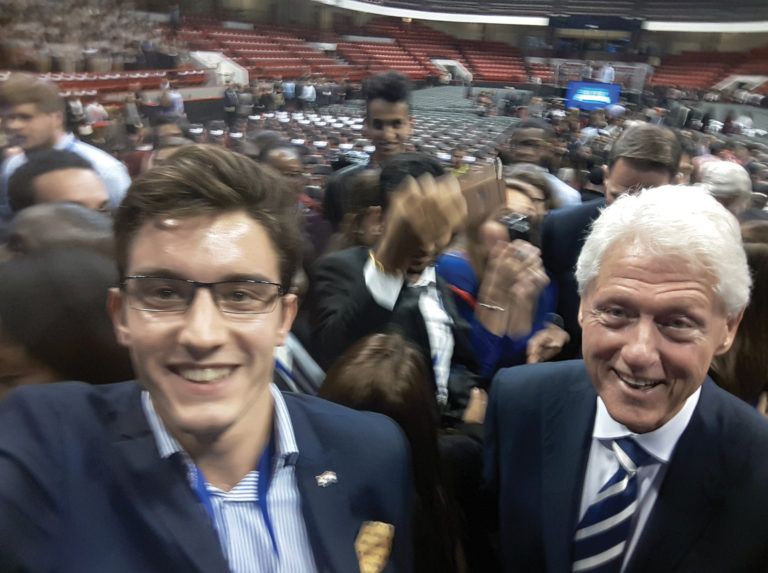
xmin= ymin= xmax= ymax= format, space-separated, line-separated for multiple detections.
xmin=572 ymin=437 xmax=653 ymax=573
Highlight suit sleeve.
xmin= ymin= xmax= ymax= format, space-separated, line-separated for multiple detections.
xmin=376 ymin=416 xmax=414 ymax=573
xmin=307 ymin=251 xmax=402 ymax=369
xmin=0 ymin=388 xmax=63 ymax=571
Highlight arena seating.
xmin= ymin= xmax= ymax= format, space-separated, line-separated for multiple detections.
xmin=33 ymin=69 xmax=207 ymax=95
xmin=458 ymin=40 xmax=527 ymax=83
xmin=650 ymin=51 xmax=745 ymax=89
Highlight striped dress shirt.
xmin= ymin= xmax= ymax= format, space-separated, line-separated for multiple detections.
xmin=142 ymin=385 xmax=317 ymax=573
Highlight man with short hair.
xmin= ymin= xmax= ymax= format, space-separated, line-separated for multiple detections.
xmin=7 ymin=149 xmax=110 ymax=213
xmin=541 ymin=123 xmax=681 ymax=359
xmin=502 ymin=119 xmax=581 ymax=208
xmin=598 ymin=62 xmax=615 ymax=84
xmin=0 ymin=73 xmax=130 ymax=221
xmin=0 ymin=202 xmax=114 ymax=262
xmin=364 ymin=71 xmax=412 ymax=168
xmin=0 ymin=144 xmax=413 ymax=572
xmin=486 ymin=185 xmax=768 ymax=572
xmin=322 ymin=71 xmax=413 ymax=238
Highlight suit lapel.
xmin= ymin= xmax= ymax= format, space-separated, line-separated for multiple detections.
xmin=626 ymin=380 xmax=723 ymax=573
xmin=106 ymin=384 xmax=229 ymax=573
xmin=287 ymin=397 xmax=361 ymax=573
xmin=541 ymin=364 xmax=596 ymax=573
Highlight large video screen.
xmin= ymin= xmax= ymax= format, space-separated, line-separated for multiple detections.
xmin=565 ymin=81 xmax=621 ymax=111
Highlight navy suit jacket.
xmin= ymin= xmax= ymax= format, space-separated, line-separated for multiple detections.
xmin=541 ymin=199 xmax=605 ymax=359
xmin=0 ymin=381 xmax=413 ymax=573
xmin=485 ymin=360 xmax=768 ymax=573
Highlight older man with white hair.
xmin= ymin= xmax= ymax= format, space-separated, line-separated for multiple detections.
xmin=698 ymin=160 xmax=753 ymax=217
xmin=486 ymin=185 xmax=768 ymax=573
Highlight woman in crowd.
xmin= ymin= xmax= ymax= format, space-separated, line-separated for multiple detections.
xmin=319 ymin=333 xmax=469 ymax=573
xmin=436 ymin=177 xmax=568 ymax=377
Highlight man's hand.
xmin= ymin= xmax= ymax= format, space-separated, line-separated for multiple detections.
xmin=461 ymin=387 xmax=488 ymax=424
xmin=526 ymin=323 xmax=570 ymax=364
xmin=375 ymin=173 xmax=467 ymax=275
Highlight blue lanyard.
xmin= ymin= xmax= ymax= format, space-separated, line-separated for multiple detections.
xmin=192 ymin=435 xmax=280 ymax=556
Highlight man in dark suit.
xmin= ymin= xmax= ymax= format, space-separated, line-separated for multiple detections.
xmin=541 ymin=123 xmax=681 ymax=359
xmin=0 ymin=145 xmax=412 ymax=572
xmin=303 ymin=153 xmax=480 ymax=425
xmin=486 ymin=184 xmax=768 ymax=573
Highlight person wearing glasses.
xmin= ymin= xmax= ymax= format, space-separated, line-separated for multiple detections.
xmin=0 ymin=144 xmax=413 ymax=573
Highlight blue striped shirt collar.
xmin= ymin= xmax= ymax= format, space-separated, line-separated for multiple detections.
xmin=141 ymin=384 xmax=300 ymax=467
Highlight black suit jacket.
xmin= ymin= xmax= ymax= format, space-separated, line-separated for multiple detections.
xmin=541 ymin=199 xmax=605 ymax=358
xmin=301 ymin=247 xmax=481 ymax=410
xmin=0 ymin=381 xmax=413 ymax=573
xmin=485 ymin=360 xmax=768 ymax=573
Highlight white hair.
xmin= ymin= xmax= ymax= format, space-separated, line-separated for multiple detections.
xmin=697 ymin=161 xmax=752 ymax=214
xmin=576 ymin=185 xmax=751 ymax=317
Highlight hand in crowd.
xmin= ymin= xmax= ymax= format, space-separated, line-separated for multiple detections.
xmin=526 ymin=322 xmax=570 ymax=364
xmin=461 ymin=387 xmax=488 ymax=425
xmin=375 ymin=173 xmax=467 ymax=276
xmin=477 ymin=239 xmax=550 ymax=336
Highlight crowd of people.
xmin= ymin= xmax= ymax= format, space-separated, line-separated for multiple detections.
xmin=0 ymin=0 xmax=185 ymax=74
xmin=0 ymin=67 xmax=767 ymax=572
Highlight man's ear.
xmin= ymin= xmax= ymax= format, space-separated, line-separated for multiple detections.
xmin=577 ymin=298 xmax=585 ymax=328
xmin=714 ymin=309 xmax=745 ymax=356
xmin=276 ymin=294 xmax=298 ymax=347
xmin=107 ymin=287 xmax=132 ymax=347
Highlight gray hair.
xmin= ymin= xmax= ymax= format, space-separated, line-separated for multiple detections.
xmin=698 ymin=161 xmax=752 ymax=213
xmin=576 ymin=185 xmax=751 ymax=318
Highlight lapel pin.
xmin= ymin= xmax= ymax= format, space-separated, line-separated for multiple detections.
xmin=315 ymin=470 xmax=338 ymax=487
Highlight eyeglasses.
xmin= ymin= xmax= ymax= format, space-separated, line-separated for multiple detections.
xmin=121 ymin=276 xmax=285 ymax=315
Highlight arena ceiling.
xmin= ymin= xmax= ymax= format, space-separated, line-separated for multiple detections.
xmin=315 ymin=0 xmax=768 ymax=24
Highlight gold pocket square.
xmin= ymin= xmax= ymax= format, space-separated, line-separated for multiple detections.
xmin=355 ymin=521 xmax=394 ymax=573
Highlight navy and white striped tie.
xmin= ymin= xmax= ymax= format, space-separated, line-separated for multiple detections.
xmin=572 ymin=437 xmax=652 ymax=573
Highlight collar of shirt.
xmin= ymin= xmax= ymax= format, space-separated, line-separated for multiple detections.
xmin=142 ymin=384 xmax=300 ymax=468
xmin=53 ymin=133 xmax=76 ymax=151
xmin=409 ymin=265 xmax=437 ymax=288
xmin=592 ymin=386 xmax=701 ymax=464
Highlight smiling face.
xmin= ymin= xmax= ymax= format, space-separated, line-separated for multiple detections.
xmin=109 ymin=211 xmax=296 ymax=443
xmin=579 ymin=244 xmax=741 ymax=433
xmin=508 ymin=128 xmax=547 ymax=166
xmin=365 ymin=99 xmax=411 ymax=165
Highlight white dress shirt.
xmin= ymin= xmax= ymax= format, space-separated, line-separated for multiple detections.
xmin=364 ymin=259 xmax=454 ymax=405
xmin=143 ymin=385 xmax=317 ymax=573
xmin=579 ymin=387 xmax=701 ymax=571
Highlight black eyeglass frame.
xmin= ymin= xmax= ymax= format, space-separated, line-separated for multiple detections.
xmin=120 ymin=275 xmax=286 ymax=315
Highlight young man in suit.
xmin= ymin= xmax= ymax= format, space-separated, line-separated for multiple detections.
xmin=0 ymin=144 xmax=413 ymax=573
xmin=541 ymin=123 xmax=681 ymax=359
xmin=303 ymin=153 xmax=481 ymax=426
xmin=486 ymin=185 xmax=768 ymax=572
